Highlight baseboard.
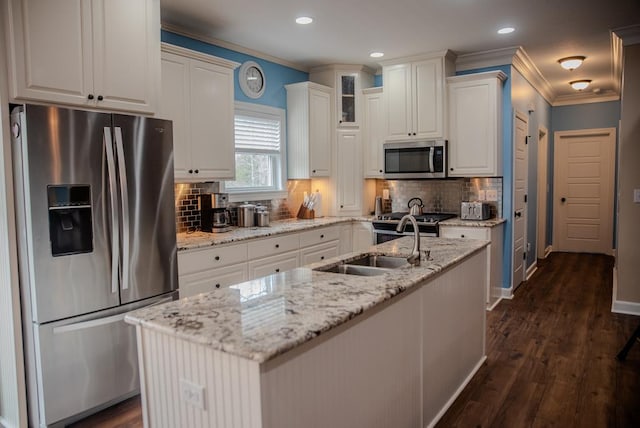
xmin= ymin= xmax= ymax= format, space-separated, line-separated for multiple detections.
xmin=486 ymin=297 xmax=503 ymax=311
xmin=544 ymin=245 xmax=552 ymax=258
xmin=501 ymin=287 xmax=514 ymax=299
xmin=426 ymin=356 xmax=487 ymax=428
xmin=612 ymin=300 xmax=640 ymax=316
xmin=526 ymin=262 xmax=538 ymax=280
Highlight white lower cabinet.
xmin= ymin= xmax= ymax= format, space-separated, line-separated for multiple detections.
xmin=300 ymin=241 xmax=340 ymax=265
xmin=180 ymin=265 xmax=248 ymax=297
xmin=352 ymin=221 xmax=374 ymax=252
xmin=439 ymin=224 xmax=504 ymax=309
xmin=248 ymin=251 xmax=300 ymax=279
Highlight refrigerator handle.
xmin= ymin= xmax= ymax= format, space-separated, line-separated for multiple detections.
xmin=103 ymin=127 xmax=119 ymax=295
xmin=114 ymin=127 xmax=130 ymax=290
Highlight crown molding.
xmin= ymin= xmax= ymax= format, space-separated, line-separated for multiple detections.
xmin=161 ymin=43 xmax=240 ymax=69
xmin=613 ymin=24 xmax=640 ymax=46
xmin=455 ymin=46 xmax=519 ymax=71
xmin=611 ymin=31 xmax=623 ymax=95
xmin=310 ymin=63 xmax=377 ymax=76
xmin=161 ymin=23 xmax=309 ymax=73
xmin=511 ymin=48 xmax=555 ymax=105
xmin=379 ymin=49 xmax=456 ymax=67
xmin=553 ymin=92 xmax=620 ymax=106
xmin=446 ymin=70 xmax=507 ymax=84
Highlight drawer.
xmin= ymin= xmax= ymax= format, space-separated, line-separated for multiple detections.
xmin=178 ymin=243 xmax=248 ymax=275
xmin=179 ymin=264 xmax=248 ymax=298
xmin=248 ymin=251 xmax=300 ymax=279
xmin=299 ymin=226 xmax=340 ymax=248
xmin=440 ymin=226 xmax=489 ymax=241
xmin=300 ymin=240 xmax=340 ymax=266
xmin=248 ymin=233 xmax=299 ymax=259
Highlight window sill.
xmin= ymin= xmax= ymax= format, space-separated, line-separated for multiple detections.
xmin=227 ymin=190 xmax=289 ymax=203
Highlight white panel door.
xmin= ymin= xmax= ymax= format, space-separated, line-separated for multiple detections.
xmin=336 ymin=130 xmax=362 ymax=214
xmin=512 ymin=112 xmax=528 ymax=289
xmin=309 ymin=88 xmax=332 ymax=176
xmin=189 ymin=60 xmax=235 ymax=179
xmin=8 ymin=0 xmax=93 ymax=104
xmin=413 ymin=59 xmax=442 ymax=139
xmin=384 ymin=63 xmax=412 ymax=140
xmin=554 ymin=128 xmax=616 ymax=254
xmin=159 ymin=53 xmax=191 ymax=179
xmin=92 ymin=0 xmax=158 ymax=113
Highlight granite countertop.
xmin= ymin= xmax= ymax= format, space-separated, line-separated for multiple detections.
xmin=125 ymin=236 xmax=488 ymax=363
xmin=177 ymin=216 xmax=373 ymax=251
xmin=440 ymin=217 xmax=506 ymax=228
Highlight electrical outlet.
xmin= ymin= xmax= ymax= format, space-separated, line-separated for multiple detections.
xmin=527 ymin=242 xmax=531 ymax=252
xmin=634 ymin=189 xmax=640 ymax=203
xmin=477 ymin=190 xmax=486 ymax=201
xmin=486 ymin=189 xmax=498 ymax=201
xmin=180 ymin=378 xmax=205 ymax=410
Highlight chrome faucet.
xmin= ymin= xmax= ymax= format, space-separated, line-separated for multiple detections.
xmin=396 ymin=214 xmax=421 ymax=266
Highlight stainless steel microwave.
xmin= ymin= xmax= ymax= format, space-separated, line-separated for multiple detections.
xmin=383 ymin=140 xmax=447 ymax=179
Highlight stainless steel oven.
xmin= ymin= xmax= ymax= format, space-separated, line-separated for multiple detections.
xmin=383 ymin=140 xmax=447 ymax=179
xmin=372 ymin=212 xmax=456 ymax=244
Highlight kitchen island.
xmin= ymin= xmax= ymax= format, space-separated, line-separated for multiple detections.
xmin=126 ymin=236 xmax=488 ymax=428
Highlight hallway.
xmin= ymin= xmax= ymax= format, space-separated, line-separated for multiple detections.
xmin=437 ymin=252 xmax=640 ymax=427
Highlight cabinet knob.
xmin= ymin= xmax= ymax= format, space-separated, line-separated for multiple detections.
xmin=320 ymin=234 xmax=324 ymax=238
xmin=340 ymin=205 xmax=344 ymax=208
xmin=275 ymin=268 xmax=280 ymax=273
xmin=379 ymin=169 xmax=383 ymax=173
xmin=339 ymin=120 xmax=343 ymax=123
xmin=312 ymin=169 xmax=316 ymax=173
xmin=215 ymin=283 xmax=221 ymax=289
xmin=188 ymin=169 xmax=193 ymax=174
xmin=214 ymin=256 xmax=220 ymax=261
xmin=408 ymin=133 xmax=411 ymax=136
xmin=194 ymin=169 xmax=199 ymax=174
xmin=275 ymin=244 xmax=280 ymax=248
xmin=88 ymin=94 xmax=94 ymax=100
xmin=321 ymin=256 xmax=325 ymax=260
xmin=561 ymin=197 xmax=566 ymax=203
xmin=97 ymin=95 xmax=104 ymax=101
xmin=450 ymin=168 xmax=454 ymax=171
xmin=461 ymin=234 xmax=465 ymax=238
xmin=413 ymin=132 xmax=416 ymax=136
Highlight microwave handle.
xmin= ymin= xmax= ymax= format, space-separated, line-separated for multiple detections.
xmin=429 ymin=147 xmax=435 ymax=172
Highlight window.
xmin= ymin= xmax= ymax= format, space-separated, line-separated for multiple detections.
xmin=224 ymin=102 xmax=287 ymax=200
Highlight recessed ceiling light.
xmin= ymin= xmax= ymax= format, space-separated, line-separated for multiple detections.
xmin=370 ymin=52 xmax=384 ymax=58
xmin=558 ymin=56 xmax=586 ymax=71
xmin=570 ymin=80 xmax=592 ymax=91
xmin=497 ymin=27 xmax=515 ymax=35
xmin=295 ymin=16 xmax=313 ymax=25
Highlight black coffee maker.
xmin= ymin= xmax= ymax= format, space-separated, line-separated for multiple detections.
xmin=199 ymin=193 xmax=231 ymax=233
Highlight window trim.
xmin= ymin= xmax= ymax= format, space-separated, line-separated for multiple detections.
xmin=222 ymin=102 xmax=288 ymax=202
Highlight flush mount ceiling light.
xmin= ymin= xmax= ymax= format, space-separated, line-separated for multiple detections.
xmin=570 ymin=79 xmax=592 ymax=91
xmin=558 ymin=56 xmax=586 ymax=71
xmin=370 ymin=52 xmax=384 ymax=58
xmin=497 ymin=27 xmax=515 ymax=34
xmin=295 ymin=16 xmax=313 ymax=25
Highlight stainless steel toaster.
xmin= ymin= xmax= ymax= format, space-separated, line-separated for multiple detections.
xmin=461 ymin=202 xmax=491 ymax=220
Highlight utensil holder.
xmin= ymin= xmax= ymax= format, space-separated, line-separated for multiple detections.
xmin=296 ymin=205 xmax=315 ymax=219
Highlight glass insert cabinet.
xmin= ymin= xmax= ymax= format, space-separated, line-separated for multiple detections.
xmin=339 ymin=74 xmax=356 ymax=125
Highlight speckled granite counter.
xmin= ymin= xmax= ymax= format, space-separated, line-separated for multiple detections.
xmin=177 ymin=216 xmax=373 ymax=251
xmin=125 ymin=236 xmax=488 ymax=363
xmin=440 ymin=217 xmax=506 ymax=228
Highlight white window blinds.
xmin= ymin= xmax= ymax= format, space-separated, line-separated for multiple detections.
xmin=234 ymin=114 xmax=281 ymax=153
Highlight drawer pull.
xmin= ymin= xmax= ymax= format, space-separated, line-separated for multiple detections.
xmin=275 ymin=244 xmax=280 ymax=248
xmin=461 ymin=234 xmax=465 ymax=238
xmin=215 ymin=283 xmax=220 ymax=289
xmin=320 ymin=234 xmax=324 ymax=238
xmin=214 ymin=256 xmax=220 ymax=261
xmin=275 ymin=268 xmax=280 ymax=273
xmin=320 ymin=256 xmax=325 ymax=260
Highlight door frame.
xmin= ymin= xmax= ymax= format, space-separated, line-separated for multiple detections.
xmin=552 ymin=127 xmax=616 ymax=254
xmin=536 ymin=126 xmax=549 ymax=259
xmin=512 ymin=110 xmax=528 ymax=290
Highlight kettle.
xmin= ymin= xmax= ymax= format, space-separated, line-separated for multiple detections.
xmin=408 ymin=197 xmax=424 ymax=216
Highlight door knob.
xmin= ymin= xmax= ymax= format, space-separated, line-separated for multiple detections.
xmin=514 ymin=211 xmax=521 ymax=217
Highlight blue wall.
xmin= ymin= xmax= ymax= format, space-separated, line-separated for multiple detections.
xmin=161 ymin=31 xmax=308 ymax=110
xmin=550 ymin=101 xmax=621 ymax=247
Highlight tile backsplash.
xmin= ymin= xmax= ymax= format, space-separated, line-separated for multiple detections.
xmin=375 ymin=177 xmax=503 ymax=218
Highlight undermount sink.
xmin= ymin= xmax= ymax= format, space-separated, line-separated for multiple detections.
xmin=347 ymin=254 xmax=410 ymax=269
xmin=314 ymin=254 xmax=410 ymax=277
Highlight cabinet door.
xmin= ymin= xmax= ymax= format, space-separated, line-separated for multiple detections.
xmin=337 ymin=73 xmax=358 ymax=127
xmin=300 ymin=241 xmax=340 ymax=266
xmin=91 ymin=0 xmax=159 ymax=114
xmin=440 ymin=226 xmax=490 ymax=240
xmin=8 ymin=0 xmax=93 ymax=105
xmin=159 ymin=52 xmax=191 ymax=180
xmin=179 ymin=264 xmax=248 ymax=298
xmin=248 ymin=251 xmax=300 ymax=279
xmin=309 ymin=88 xmax=332 ymax=176
xmin=384 ymin=63 xmax=413 ymax=141
xmin=189 ymin=60 xmax=236 ymax=179
xmin=448 ymin=79 xmax=500 ymax=177
xmin=413 ymin=58 xmax=443 ymax=139
xmin=336 ymin=130 xmax=362 ymax=214
xmin=363 ymin=89 xmax=385 ymax=177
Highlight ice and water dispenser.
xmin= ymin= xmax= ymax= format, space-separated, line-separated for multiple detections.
xmin=47 ymin=185 xmax=93 ymax=256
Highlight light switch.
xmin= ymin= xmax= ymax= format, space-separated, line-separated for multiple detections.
xmin=634 ymin=189 xmax=640 ymax=204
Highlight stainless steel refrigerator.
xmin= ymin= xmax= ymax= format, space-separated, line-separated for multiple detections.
xmin=10 ymin=104 xmax=178 ymax=427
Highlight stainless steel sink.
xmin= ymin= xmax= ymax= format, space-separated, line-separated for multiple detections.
xmin=347 ymin=254 xmax=410 ymax=269
xmin=317 ymin=264 xmax=391 ymax=276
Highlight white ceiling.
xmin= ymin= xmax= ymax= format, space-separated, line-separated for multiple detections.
xmin=161 ymin=0 xmax=640 ymax=104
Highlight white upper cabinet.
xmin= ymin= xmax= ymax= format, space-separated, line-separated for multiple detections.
xmin=362 ymin=87 xmax=386 ymax=178
xmin=382 ymin=52 xmax=455 ymax=141
xmin=447 ymin=71 xmax=506 ymax=177
xmin=286 ymin=82 xmax=333 ymax=179
xmin=310 ymin=65 xmax=374 ymax=128
xmin=336 ymin=129 xmax=363 ymax=215
xmin=7 ymin=0 xmax=160 ymax=114
xmin=159 ymin=45 xmax=239 ymax=181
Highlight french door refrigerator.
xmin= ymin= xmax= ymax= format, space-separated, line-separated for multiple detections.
xmin=10 ymin=104 xmax=178 ymax=427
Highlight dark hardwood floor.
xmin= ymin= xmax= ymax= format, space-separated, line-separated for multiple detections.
xmin=70 ymin=252 xmax=640 ymax=427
